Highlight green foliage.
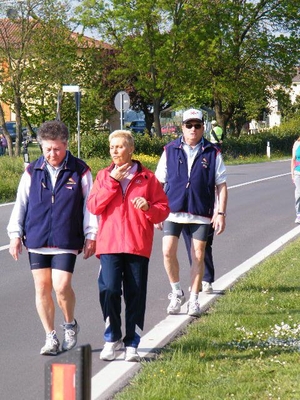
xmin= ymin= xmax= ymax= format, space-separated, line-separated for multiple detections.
xmin=0 ymin=157 xmax=25 ymax=203
xmin=0 ymin=128 xmax=296 ymax=204
xmin=222 ymin=132 xmax=293 ymax=159
xmin=69 ymin=132 xmax=173 ymax=159
xmin=132 ymin=134 xmax=171 ymax=156
xmin=77 ymin=0 xmax=300 ymax=137
xmin=69 ymin=133 xmax=111 ymax=159
xmin=69 ymin=126 xmax=296 ymax=162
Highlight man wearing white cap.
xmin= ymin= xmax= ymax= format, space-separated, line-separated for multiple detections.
xmin=155 ymin=108 xmax=227 ymax=317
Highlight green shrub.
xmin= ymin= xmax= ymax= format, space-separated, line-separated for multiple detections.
xmin=223 ymin=128 xmax=297 ymax=159
xmin=69 ymin=132 xmax=173 ymax=159
xmin=0 ymin=156 xmax=25 ymax=202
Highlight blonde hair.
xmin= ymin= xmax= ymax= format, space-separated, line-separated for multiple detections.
xmin=109 ymin=130 xmax=135 ymax=148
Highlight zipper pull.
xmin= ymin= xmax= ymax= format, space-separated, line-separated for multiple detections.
xmin=52 ymin=194 xmax=54 ymax=203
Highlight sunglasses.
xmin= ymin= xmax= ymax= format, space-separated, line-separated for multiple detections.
xmin=184 ymin=123 xmax=202 ymax=129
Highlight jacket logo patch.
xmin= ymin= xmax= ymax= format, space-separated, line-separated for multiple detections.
xmin=201 ymin=158 xmax=209 ymax=168
xmin=67 ymin=178 xmax=76 ymax=185
xmin=135 ymin=179 xmax=142 ymax=184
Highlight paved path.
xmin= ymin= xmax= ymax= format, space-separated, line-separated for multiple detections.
xmin=0 ymin=159 xmax=298 ymax=399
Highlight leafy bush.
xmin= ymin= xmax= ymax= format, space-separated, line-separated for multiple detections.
xmin=223 ymin=128 xmax=298 ymax=159
xmin=69 ymin=132 xmax=173 ymax=158
xmin=0 ymin=157 xmax=25 ymax=202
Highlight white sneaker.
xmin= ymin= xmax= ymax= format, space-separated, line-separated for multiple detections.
xmin=40 ymin=330 xmax=60 ymax=355
xmin=202 ymin=281 xmax=213 ymax=294
xmin=295 ymin=216 xmax=300 ymax=224
xmin=187 ymin=301 xmax=201 ymax=317
xmin=167 ymin=291 xmax=186 ymax=314
xmin=125 ymin=346 xmax=140 ymax=362
xmin=100 ymin=339 xmax=123 ymax=361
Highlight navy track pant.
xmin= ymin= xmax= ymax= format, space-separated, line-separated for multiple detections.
xmin=98 ymin=253 xmax=149 ymax=348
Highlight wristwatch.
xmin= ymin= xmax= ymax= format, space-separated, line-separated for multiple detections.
xmin=218 ymin=212 xmax=226 ymax=217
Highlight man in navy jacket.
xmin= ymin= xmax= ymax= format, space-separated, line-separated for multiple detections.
xmin=7 ymin=120 xmax=98 ymax=355
xmin=155 ymin=109 xmax=227 ymax=317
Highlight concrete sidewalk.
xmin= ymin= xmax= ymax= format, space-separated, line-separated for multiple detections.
xmin=91 ymin=225 xmax=300 ymax=400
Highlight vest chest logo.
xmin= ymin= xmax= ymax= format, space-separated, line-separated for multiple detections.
xmin=67 ymin=177 xmax=76 ymax=185
xmin=65 ymin=177 xmax=76 ymax=190
xmin=135 ymin=179 xmax=142 ymax=184
xmin=201 ymin=158 xmax=209 ymax=168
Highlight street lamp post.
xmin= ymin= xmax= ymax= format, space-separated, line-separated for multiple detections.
xmin=62 ymin=85 xmax=81 ymax=159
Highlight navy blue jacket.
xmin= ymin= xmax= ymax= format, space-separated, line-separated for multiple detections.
xmin=164 ymin=137 xmax=218 ymax=218
xmin=23 ymin=152 xmax=89 ymax=250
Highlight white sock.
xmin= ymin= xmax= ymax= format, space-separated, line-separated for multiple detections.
xmin=189 ymin=292 xmax=198 ymax=303
xmin=64 ymin=319 xmax=76 ymax=326
xmin=171 ymin=282 xmax=182 ymax=295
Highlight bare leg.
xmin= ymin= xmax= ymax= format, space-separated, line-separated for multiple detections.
xmin=52 ymin=269 xmax=75 ymax=324
xmin=190 ymin=238 xmax=206 ymax=293
xmin=162 ymin=235 xmax=179 ymax=283
xmin=31 ymin=268 xmax=55 ymax=333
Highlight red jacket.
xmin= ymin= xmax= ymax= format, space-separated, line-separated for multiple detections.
xmin=87 ymin=161 xmax=170 ymax=258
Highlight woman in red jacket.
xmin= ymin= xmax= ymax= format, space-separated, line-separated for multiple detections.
xmin=87 ymin=130 xmax=169 ymax=362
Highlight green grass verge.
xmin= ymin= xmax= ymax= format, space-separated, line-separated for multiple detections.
xmin=115 ymin=238 xmax=300 ymax=400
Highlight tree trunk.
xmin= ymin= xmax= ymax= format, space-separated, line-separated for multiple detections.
xmin=153 ymin=98 xmax=162 ymax=138
xmin=13 ymin=94 xmax=23 ymax=157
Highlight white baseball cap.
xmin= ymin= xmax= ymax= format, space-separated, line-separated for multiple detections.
xmin=182 ymin=109 xmax=203 ymax=123
xmin=211 ymin=120 xmax=217 ymax=125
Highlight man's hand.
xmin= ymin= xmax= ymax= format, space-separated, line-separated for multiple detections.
xmin=212 ymin=214 xmax=226 ymax=235
xmin=9 ymin=237 xmax=22 ymax=261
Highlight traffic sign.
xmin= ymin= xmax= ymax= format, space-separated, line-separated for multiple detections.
xmin=114 ymin=91 xmax=130 ymax=112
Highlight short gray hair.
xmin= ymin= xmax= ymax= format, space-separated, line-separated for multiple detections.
xmin=37 ymin=120 xmax=69 ymax=144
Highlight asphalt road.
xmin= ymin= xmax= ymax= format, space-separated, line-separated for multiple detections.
xmin=0 ymin=159 xmax=297 ymax=400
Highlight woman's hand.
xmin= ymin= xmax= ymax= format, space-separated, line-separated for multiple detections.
xmin=110 ymin=163 xmax=131 ymax=181
xmin=131 ymin=197 xmax=149 ymax=211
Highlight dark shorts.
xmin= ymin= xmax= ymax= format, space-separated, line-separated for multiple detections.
xmin=163 ymin=221 xmax=210 ymax=241
xmin=28 ymin=252 xmax=77 ymax=273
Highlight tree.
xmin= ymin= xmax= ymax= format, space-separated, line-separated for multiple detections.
xmin=170 ymin=0 xmax=300 ymax=135
xmin=0 ymin=0 xmax=76 ymax=156
xmin=76 ymin=0 xmax=188 ymax=137
xmin=77 ymin=0 xmax=300 ymax=137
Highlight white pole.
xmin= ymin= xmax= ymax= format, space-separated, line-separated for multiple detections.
xmin=77 ymin=108 xmax=80 ymax=159
xmin=267 ymin=141 xmax=271 ymax=158
xmin=120 ymin=93 xmax=123 ymax=129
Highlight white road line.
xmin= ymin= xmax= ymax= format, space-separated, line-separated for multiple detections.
xmin=228 ymin=173 xmax=290 ymax=189
xmin=0 ymin=202 xmax=14 ymax=207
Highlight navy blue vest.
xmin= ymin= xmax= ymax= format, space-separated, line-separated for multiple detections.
xmin=23 ymin=152 xmax=89 ymax=250
xmin=164 ymin=137 xmax=217 ymax=218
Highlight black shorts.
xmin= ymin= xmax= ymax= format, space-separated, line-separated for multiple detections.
xmin=163 ymin=221 xmax=210 ymax=241
xmin=28 ymin=252 xmax=77 ymax=273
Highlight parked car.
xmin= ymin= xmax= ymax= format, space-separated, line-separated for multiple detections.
xmin=0 ymin=121 xmax=29 ymax=142
xmin=129 ymin=120 xmax=146 ymax=134
xmin=161 ymin=125 xmax=178 ymax=135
